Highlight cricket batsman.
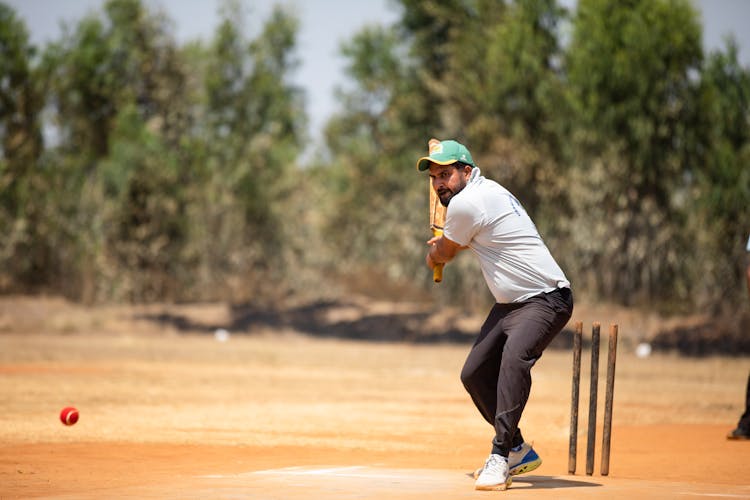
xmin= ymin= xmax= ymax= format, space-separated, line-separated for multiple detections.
xmin=417 ymin=139 xmax=573 ymax=491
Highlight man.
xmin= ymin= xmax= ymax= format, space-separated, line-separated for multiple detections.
xmin=417 ymin=139 xmax=573 ymax=491
xmin=727 ymin=233 xmax=750 ymax=440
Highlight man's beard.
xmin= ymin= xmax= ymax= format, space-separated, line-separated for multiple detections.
xmin=438 ymin=189 xmax=453 ymax=207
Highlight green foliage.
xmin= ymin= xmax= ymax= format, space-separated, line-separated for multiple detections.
xmin=318 ymin=25 xmax=430 ymax=289
xmin=0 ymin=0 xmax=748 ymax=318
xmin=0 ymin=0 xmax=307 ymax=303
xmin=689 ymin=39 xmax=750 ymax=309
xmin=0 ymin=3 xmax=44 ymax=288
xmin=563 ymin=0 xmax=705 ymax=307
xmin=464 ymin=0 xmax=569 ymax=227
xmin=191 ymin=2 xmax=306 ymax=302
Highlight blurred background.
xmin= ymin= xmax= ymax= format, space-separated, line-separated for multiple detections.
xmin=1 ymin=0 xmax=749 ymax=350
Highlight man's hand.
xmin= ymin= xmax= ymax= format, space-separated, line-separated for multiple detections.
xmin=426 ymin=234 xmax=466 ymax=269
xmin=425 ymin=238 xmax=439 ymax=270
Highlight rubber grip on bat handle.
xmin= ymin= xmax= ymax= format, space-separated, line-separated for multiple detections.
xmin=432 ymin=228 xmax=444 ymax=283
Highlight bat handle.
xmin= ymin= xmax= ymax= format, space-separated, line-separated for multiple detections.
xmin=433 ymin=263 xmax=444 ymax=283
xmin=432 ymin=228 xmax=444 ymax=283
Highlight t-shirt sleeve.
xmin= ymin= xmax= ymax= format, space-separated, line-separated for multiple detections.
xmin=746 ymin=234 xmax=750 ymax=252
xmin=443 ymin=196 xmax=482 ymax=247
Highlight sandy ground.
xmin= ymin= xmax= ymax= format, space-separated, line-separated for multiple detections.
xmin=0 ymin=296 xmax=749 ymax=499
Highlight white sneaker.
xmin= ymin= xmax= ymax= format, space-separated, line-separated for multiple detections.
xmin=473 ymin=442 xmax=542 ymax=478
xmin=474 ymin=454 xmax=512 ymax=491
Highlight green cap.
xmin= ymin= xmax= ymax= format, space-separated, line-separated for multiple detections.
xmin=416 ymin=139 xmax=475 ymax=171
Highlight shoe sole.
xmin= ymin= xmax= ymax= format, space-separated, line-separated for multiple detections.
xmin=475 ymin=477 xmax=512 ymax=491
xmin=473 ymin=458 xmax=542 ymax=479
xmin=509 ymin=457 xmax=542 ymax=476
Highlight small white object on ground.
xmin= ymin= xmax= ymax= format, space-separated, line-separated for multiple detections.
xmin=635 ymin=342 xmax=652 ymax=358
xmin=214 ymin=328 xmax=230 ymax=342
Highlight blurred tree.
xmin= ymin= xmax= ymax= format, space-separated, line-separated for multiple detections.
xmin=564 ymin=0 xmax=704 ymax=307
xmin=691 ymin=39 xmax=750 ymax=310
xmin=191 ymin=1 xmax=307 ymax=302
xmin=0 ymin=4 xmax=42 ymax=176
xmin=1 ymin=0 xmax=747 ymax=320
xmin=0 ymin=4 xmax=45 ymax=289
xmin=37 ymin=0 xmax=191 ymax=301
xmin=44 ymin=0 xmax=185 ymax=161
xmin=98 ymin=105 xmax=191 ymax=301
xmin=450 ymin=0 xmax=569 ymax=235
xmin=318 ymin=24 xmax=432 ymax=295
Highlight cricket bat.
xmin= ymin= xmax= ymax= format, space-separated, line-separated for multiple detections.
xmin=429 ymin=178 xmax=447 ymax=283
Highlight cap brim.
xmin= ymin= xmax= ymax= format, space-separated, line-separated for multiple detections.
xmin=416 ymin=156 xmax=457 ymax=171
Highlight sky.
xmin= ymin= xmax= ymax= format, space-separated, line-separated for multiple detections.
xmin=5 ymin=0 xmax=750 ymax=148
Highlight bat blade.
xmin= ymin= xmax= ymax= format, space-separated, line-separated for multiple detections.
xmin=429 ymin=180 xmax=447 ymax=283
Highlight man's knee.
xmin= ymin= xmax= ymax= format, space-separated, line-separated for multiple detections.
xmin=460 ymin=362 xmax=478 ymax=389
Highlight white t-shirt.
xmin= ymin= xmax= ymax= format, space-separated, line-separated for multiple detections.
xmin=443 ymin=168 xmax=570 ymax=303
xmin=746 ymin=234 xmax=750 ymax=252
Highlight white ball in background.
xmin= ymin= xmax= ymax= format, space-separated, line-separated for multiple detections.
xmin=635 ymin=342 xmax=652 ymax=358
xmin=214 ymin=328 xmax=230 ymax=342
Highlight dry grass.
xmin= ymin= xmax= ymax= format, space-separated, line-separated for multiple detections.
xmin=2 ymin=296 xmax=749 ymax=500
xmin=1 ymin=325 xmax=747 ymax=450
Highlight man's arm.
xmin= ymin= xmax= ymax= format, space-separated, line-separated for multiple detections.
xmin=426 ymin=234 xmax=467 ymax=270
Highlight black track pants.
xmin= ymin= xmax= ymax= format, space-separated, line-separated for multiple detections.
xmin=460 ymin=287 xmax=573 ymax=456
xmin=738 ymin=373 xmax=750 ymax=431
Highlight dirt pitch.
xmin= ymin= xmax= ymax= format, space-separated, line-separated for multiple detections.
xmin=1 ymin=297 xmax=749 ymax=499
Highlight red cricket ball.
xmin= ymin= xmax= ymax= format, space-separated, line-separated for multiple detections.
xmin=60 ymin=406 xmax=79 ymax=426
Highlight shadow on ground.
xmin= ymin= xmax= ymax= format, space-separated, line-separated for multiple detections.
xmin=135 ymin=298 xmax=588 ymax=347
xmin=135 ymin=298 xmax=750 ymax=355
xmin=511 ymin=475 xmax=602 ymax=490
xmin=137 ymin=299 xmax=478 ymax=344
xmin=650 ymin=312 xmax=750 ymax=356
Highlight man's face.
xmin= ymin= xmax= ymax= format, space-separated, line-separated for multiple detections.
xmin=429 ymin=163 xmax=471 ymax=207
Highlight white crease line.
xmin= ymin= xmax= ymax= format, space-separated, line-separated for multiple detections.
xmin=299 ymin=466 xmax=365 ymax=476
xmin=678 ymin=494 xmax=750 ymax=498
xmin=254 ymin=466 xmax=363 ymax=476
xmin=253 ymin=466 xmax=424 ymax=481
xmin=311 ymin=472 xmax=418 ymax=480
xmin=200 ymin=466 xmax=310 ymax=479
xmin=252 ymin=466 xmax=308 ymax=475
